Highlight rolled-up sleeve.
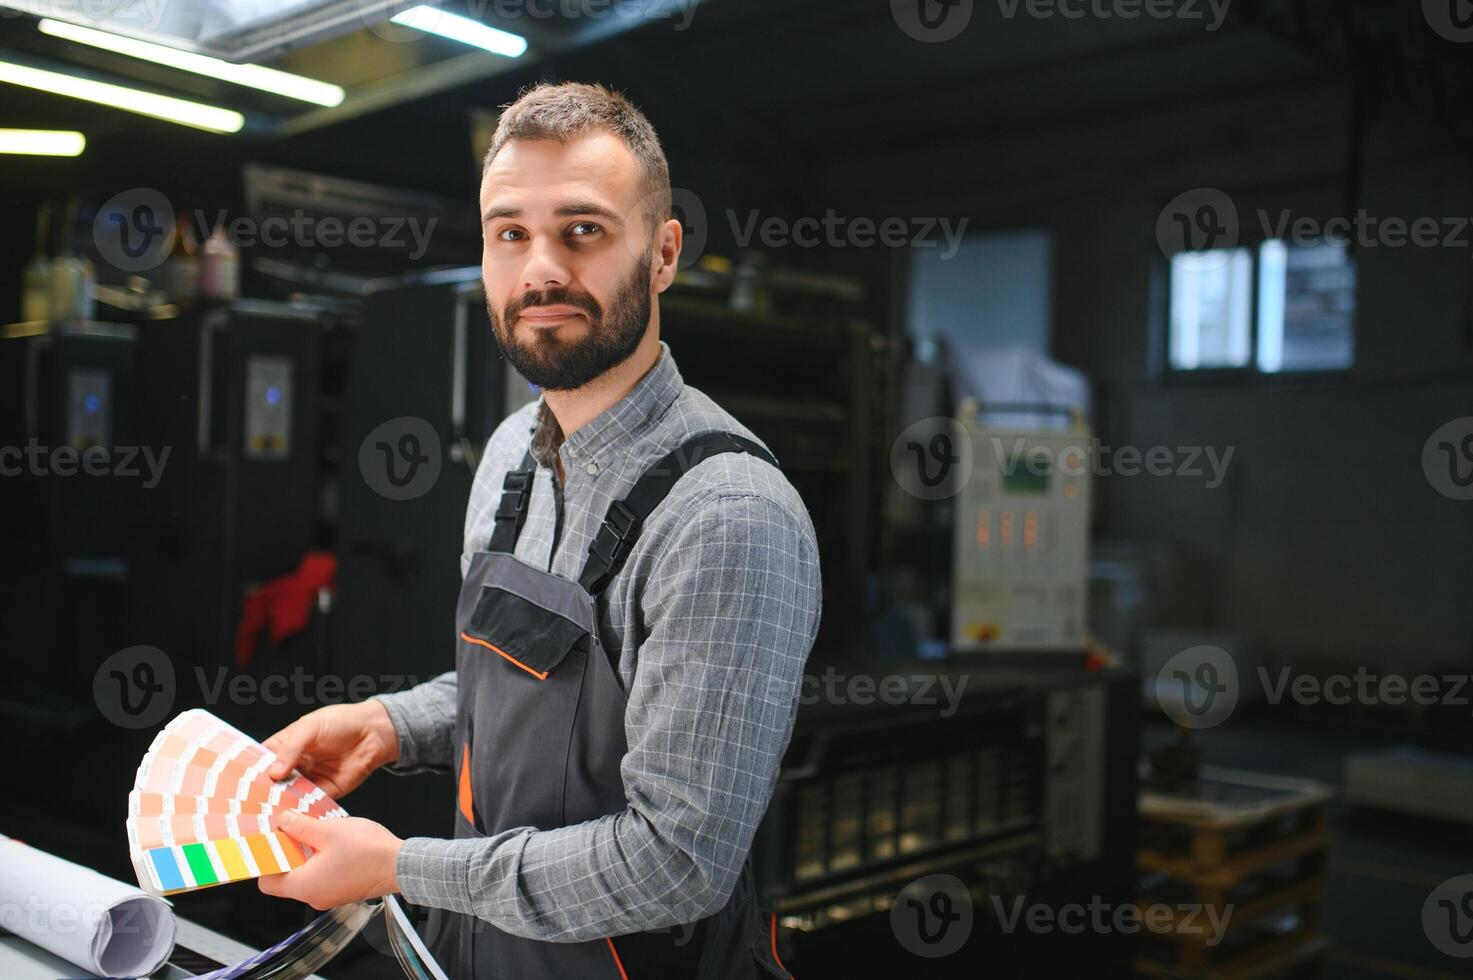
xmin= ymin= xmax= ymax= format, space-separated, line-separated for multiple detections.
xmin=393 ymin=490 xmax=822 ymax=940
xmin=374 ymin=670 xmax=458 ymax=775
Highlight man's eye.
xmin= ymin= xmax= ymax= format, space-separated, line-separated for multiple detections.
xmin=569 ymin=222 xmax=602 ymax=237
xmin=496 ymin=228 xmax=526 ymax=242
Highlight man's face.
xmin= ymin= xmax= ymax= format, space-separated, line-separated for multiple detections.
xmin=479 ymin=131 xmax=668 ymax=391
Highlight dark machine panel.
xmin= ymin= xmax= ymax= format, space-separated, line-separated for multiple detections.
xmin=756 ymin=666 xmax=1138 ymax=979
xmin=0 ymin=321 xmax=139 ymax=707
xmin=131 ymin=301 xmax=322 ymax=678
xmin=329 ymin=270 xmax=512 ymax=839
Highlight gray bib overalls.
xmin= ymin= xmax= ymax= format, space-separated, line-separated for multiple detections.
xmin=429 ymin=430 xmax=795 ymax=980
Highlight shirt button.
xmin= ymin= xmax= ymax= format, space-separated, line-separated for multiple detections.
xmin=585 ymin=461 xmax=599 ymax=476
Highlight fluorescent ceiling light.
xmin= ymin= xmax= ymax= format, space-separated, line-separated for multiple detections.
xmin=0 ymin=128 xmax=86 ymax=156
xmin=37 ymin=19 xmax=345 ymax=107
xmin=390 ymin=6 xmax=528 ymax=58
xmin=0 ymin=60 xmax=244 ymax=133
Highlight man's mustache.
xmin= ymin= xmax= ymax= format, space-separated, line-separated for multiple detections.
xmin=505 ymin=288 xmax=602 ymax=323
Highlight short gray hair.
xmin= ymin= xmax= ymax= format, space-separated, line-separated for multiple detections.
xmin=483 ymin=81 xmax=671 ymax=238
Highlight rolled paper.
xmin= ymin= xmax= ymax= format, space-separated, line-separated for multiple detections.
xmin=0 ymin=833 xmax=176 ymax=977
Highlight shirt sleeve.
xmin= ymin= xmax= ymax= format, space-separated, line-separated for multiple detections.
xmin=392 ymin=491 xmax=822 ymax=940
xmin=373 ymin=670 xmax=458 ymax=775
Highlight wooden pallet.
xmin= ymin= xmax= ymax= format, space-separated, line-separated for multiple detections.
xmin=1134 ymin=768 xmax=1334 ymax=979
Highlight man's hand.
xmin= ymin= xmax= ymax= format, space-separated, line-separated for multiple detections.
xmin=258 ymin=812 xmax=402 ymax=910
xmin=261 ymin=700 xmax=400 ymax=799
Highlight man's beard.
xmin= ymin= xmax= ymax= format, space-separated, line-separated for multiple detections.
xmin=488 ymin=250 xmax=653 ymax=391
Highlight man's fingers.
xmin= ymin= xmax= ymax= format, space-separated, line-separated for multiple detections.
xmin=262 ymin=717 xmax=316 ymax=780
xmin=257 ymin=870 xmax=291 ymax=898
xmin=274 ymin=810 xmax=329 ymax=848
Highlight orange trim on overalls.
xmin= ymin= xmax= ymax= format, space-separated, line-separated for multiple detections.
xmin=771 ymin=914 xmax=794 ymax=979
xmin=457 ymin=740 xmax=475 ymax=825
xmin=460 ymin=631 xmax=550 ymax=680
xmin=605 ymin=937 xmax=630 ymax=980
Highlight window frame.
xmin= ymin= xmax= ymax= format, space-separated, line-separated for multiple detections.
xmin=1159 ymin=235 xmax=1357 ymax=386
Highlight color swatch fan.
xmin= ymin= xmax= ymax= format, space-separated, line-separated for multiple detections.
xmin=127 ymin=708 xmax=347 ymax=897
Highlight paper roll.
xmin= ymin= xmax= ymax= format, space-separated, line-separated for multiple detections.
xmin=0 ymin=834 xmax=176 ymax=977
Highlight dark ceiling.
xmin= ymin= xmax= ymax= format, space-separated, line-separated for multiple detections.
xmin=2 ymin=0 xmax=1469 ymax=226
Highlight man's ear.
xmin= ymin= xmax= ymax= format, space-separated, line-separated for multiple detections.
xmin=653 ymin=216 xmax=683 ymax=294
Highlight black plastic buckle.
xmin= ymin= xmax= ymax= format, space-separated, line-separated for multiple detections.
xmin=589 ymin=500 xmax=640 ymax=566
xmin=494 ymin=470 xmax=533 ymax=521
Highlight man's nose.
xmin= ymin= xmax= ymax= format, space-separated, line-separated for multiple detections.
xmin=520 ymin=239 xmax=571 ymax=291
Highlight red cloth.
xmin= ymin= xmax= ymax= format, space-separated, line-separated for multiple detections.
xmin=234 ymin=551 xmax=336 ymax=669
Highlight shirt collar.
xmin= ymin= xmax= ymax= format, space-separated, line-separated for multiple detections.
xmin=531 ymin=340 xmax=682 ymax=469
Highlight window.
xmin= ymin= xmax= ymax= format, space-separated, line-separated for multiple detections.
xmin=1167 ymin=239 xmax=1355 ymax=374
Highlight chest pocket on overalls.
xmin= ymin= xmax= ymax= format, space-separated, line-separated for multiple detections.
xmin=458 ymin=579 xmax=595 ymax=834
xmin=461 ymin=585 xmax=589 ymax=681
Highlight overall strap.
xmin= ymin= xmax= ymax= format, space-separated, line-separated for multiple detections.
xmin=487 ymin=448 xmax=537 ymax=554
xmin=578 ymin=431 xmax=778 ymax=596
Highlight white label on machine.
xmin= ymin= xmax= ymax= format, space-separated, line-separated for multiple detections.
xmin=244 ymin=355 xmax=293 ymax=460
xmin=951 ymin=425 xmax=1092 ymax=652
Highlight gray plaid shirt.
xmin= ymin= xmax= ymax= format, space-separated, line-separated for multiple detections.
xmin=372 ymin=340 xmax=822 ymax=941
